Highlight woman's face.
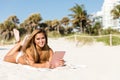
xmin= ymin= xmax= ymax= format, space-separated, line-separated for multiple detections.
xmin=34 ymin=33 xmax=46 ymax=48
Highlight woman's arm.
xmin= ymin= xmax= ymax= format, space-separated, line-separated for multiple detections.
xmin=30 ymin=62 xmax=50 ymax=68
xmin=25 ymin=48 xmax=65 ymax=68
xmin=25 ymin=48 xmax=53 ymax=68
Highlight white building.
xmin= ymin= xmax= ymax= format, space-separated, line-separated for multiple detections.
xmin=93 ymin=0 xmax=120 ymax=30
xmin=102 ymin=0 xmax=120 ymax=29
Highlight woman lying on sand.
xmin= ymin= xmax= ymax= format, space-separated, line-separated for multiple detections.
xmin=4 ymin=28 xmax=65 ymax=68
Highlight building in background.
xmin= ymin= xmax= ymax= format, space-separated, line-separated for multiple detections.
xmin=92 ymin=0 xmax=120 ymax=30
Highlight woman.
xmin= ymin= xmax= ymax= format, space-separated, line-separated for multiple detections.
xmin=4 ymin=29 xmax=64 ymax=68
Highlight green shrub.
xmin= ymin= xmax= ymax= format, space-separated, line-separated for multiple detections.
xmin=112 ymin=36 xmax=120 ymax=46
xmin=96 ymin=36 xmax=120 ymax=46
xmin=96 ymin=36 xmax=110 ymax=45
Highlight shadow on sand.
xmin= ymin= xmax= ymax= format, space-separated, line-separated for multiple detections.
xmin=0 ymin=48 xmax=9 ymax=50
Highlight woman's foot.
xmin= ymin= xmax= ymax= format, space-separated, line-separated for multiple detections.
xmin=21 ymin=35 xmax=29 ymax=45
xmin=13 ymin=28 xmax=20 ymax=43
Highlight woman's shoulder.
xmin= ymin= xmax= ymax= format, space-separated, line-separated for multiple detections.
xmin=48 ymin=47 xmax=53 ymax=51
xmin=49 ymin=48 xmax=54 ymax=54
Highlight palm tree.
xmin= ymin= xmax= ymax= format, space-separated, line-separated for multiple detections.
xmin=4 ymin=15 xmax=19 ymax=30
xmin=39 ymin=22 xmax=48 ymax=30
xmin=7 ymin=15 xmax=19 ymax=24
xmin=61 ymin=17 xmax=70 ymax=27
xmin=3 ymin=20 xmax=17 ymax=40
xmin=28 ymin=13 xmax=42 ymax=29
xmin=111 ymin=5 xmax=120 ymax=19
xmin=69 ymin=4 xmax=87 ymax=33
xmin=0 ymin=23 xmax=5 ymax=39
xmin=93 ymin=22 xmax=102 ymax=35
xmin=44 ymin=20 xmax=52 ymax=31
xmin=0 ymin=15 xmax=19 ymax=40
xmin=60 ymin=17 xmax=70 ymax=34
xmin=0 ymin=23 xmax=5 ymax=31
xmin=51 ymin=19 xmax=60 ymax=32
xmin=22 ymin=13 xmax=42 ymax=33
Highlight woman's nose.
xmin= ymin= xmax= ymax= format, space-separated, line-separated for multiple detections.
xmin=39 ymin=39 xmax=42 ymax=42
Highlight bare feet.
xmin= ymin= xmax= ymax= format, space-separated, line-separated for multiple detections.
xmin=13 ymin=28 xmax=20 ymax=42
xmin=21 ymin=35 xmax=29 ymax=46
xmin=13 ymin=28 xmax=29 ymax=45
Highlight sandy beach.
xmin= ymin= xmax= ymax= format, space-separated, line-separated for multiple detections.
xmin=0 ymin=38 xmax=120 ymax=80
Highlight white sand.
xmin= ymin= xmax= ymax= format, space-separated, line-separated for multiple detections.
xmin=0 ymin=38 xmax=120 ymax=80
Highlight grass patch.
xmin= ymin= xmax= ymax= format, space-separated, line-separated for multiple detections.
xmin=95 ymin=36 xmax=120 ymax=46
xmin=47 ymin=31 xmax=62 ymax=38
xmin=1 ymin=32 xmax=120 ymax=46
xmin=96 ymin=36 xmax=110 ymax=45
xmin=65 ymin=34 xmax=94 ymax=45
xmin=65 ymin=34 xmax=120 ymax=46
xmin=111 ymin=36 xmax=120 ymax=46
xmin=0 ymin=38 xmax=15 ymax=45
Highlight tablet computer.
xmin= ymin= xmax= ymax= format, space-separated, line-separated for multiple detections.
xmin=50 ymin=51 xmax=65 ymax=68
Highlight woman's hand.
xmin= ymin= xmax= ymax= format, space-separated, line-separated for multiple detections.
xmin=43 ymin=61 xmax=50 ymax=68
xmin=50 ymin=59 xmax=65 ymax=69
xmin=59 ymin=59 xmax=65 ymax=67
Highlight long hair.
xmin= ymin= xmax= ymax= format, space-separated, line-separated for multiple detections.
xmin=22 ymin=29 xmax=50 ymax=63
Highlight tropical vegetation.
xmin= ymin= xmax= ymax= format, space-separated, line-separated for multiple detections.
xmin=0 ymin=4 xmax=120 ymax=46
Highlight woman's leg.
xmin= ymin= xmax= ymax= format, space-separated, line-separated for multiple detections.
xmin=4 ymin=42 xmax=22 ymax=63
xmin=4 ymin=28 xmax=21 ymax=63
xmin=4 ymin=28 xmax=28 ymax=63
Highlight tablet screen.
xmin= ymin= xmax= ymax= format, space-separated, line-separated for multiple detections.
xmin=50 ymin=51 xmax=65 ymax=67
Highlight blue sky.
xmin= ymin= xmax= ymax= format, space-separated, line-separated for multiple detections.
xmin=0 ymin=0 xmax=104 ymax=23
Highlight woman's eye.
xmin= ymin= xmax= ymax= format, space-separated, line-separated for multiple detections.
xmin=36 ymin=37 xmax=45 ymax=40
xmin=42 ymin=37 xmax=45 ymax=39
xmin=36 ymin=38 xmax=40 ymax=40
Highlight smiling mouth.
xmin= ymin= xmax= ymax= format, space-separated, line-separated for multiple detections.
xmin=39 ymin=43 xmax=44 ymax=45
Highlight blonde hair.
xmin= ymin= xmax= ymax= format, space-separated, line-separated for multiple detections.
xmin=22 ymin=29 xmax=50 ymax=63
